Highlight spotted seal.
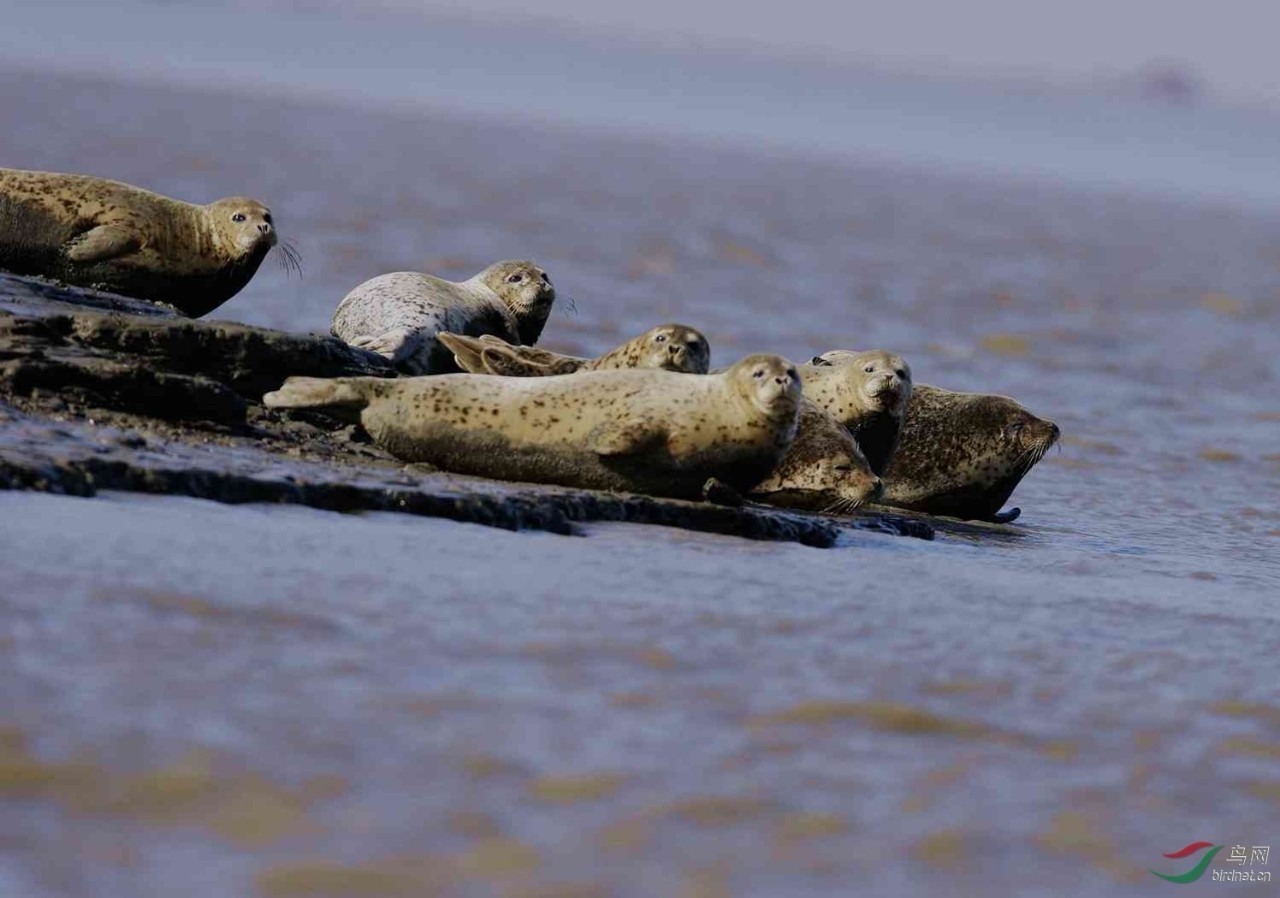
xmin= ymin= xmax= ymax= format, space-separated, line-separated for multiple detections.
xmin=748 ymin=399 xmax=883 ymax=513
xmin=263 ymin=355 xmax=801 ymax=500
xmin=437 ymin=324 xmax=711 ymax=376
xmin=812 ymin=351 xmax=1059 ymax=522
xmin=798 ymin=349 xmax=912 ymax=476
xmin=0 ymin=167 xmax=288 ymax=317
xmin=330 ymin=260 xmax=556 ymax=375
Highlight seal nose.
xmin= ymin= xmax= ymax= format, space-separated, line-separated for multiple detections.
xmin=257 ymin=222 xmax=272 ymax=235
xmin=1048 ymin=422 xmax=1061 ymax=442
xmin=869 ymin=477 xmax=884 ymax=502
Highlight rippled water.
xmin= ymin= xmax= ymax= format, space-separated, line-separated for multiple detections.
xmin=1 ymin=50 xmax=1279 ymax=897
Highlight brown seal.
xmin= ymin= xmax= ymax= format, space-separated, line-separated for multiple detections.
xmin=263 ymin=354 xmax=801 ymax=500
xmin=798 ymin=349 xmax=912 ymax=476
xmin=438 ymin=324 xmax=711 ymax=376
xmin=815 ymin=351 xmax=1061 ymax=522
xmin=881 ymin=384 xmax=1059 ymax=522
xmin=0 ymin=167 xmax=286 ymax=317
xmin=329 ymin=261 xmax=557 ymax=375
xmin=748 ymin=399 xmax=883 ymax=513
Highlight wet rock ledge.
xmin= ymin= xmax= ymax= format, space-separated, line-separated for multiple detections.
xmin=0 ymin=273 xmax=933 ymax=546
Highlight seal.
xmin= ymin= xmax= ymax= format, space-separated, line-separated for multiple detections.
xmin=797 ymin=349 xmax=912 ymax=476
xmin=814 ymin=350 xmax=1060 ymax=522
xmin=880 ymin=384 xmax=1059 ymax=522
xmin=0 ymin=167 xmax=285 ymax=317
xmin=330 ymin=260 xmax=556 ymax=375
xmin=263 ymin=354 xmax=801 ymax=500
xmin=748 ymin=399 xmax=883 ymax=513
xmin=437 ymin=324 xmax=711 ymax=376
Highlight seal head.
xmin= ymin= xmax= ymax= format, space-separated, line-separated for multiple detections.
xmin=204 ymin=196 xmax=278 ymax=259
xmin=749 ymin=399 xmax=883 ymax=513
xmin=472 ymin=260 xmax=556 ymax=345
xmin=799 ymin=349 xmax=913 ymax=475
xmin=594 ymin=324 xmax=711 ymax=374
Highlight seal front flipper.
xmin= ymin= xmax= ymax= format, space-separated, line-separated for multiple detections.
xmin=587 ymin=418 xmax=667 ymax=456
xmin=990 ymin=507 xmax=1021 ymax=524
xmin=63 ymin=224 xmax=141 ymax=263
xmin=702 ymin=477 xmax=745 ymax=506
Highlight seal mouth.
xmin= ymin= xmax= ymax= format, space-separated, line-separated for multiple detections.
xmin=868 ymin=382 xmax=904 ymax=411
xmin=822 ymin=481 xmax=882 ymax=515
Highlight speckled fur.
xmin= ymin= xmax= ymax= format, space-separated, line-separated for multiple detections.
xmin=439 ymin=324 xmax=710 ymax=377
xmin=876 ymin=384 xmax=1059 ymax=521
xmin=330 ymin=260 xmax=556 ymax=375
xmin=799 ymin=349 xmax=913 ymax=475
xmin=0 ymin=167 xmax=277 ymax=317
xmin=748 ymin=399 xmax=882 ymax=513
xmin=263 ymin=354 xmax=801 ymax=500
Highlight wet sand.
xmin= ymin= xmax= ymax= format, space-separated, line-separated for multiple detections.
xmin=2 ymin=63 xmax=1279 ymax=897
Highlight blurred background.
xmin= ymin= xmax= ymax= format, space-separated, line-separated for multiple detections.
xmin=2 ymin=3 xmax=1278 ymax=897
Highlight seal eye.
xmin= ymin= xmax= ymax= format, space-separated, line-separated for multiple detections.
xmin=834 ymin=464 xmax=853 ymax=474
xmin=507 ymin=273 xmax=525 ymax=284
xmin=863 ymin=364 xmax=875 ymax=374
xmin=895 ymin=369 xmax=906 ymax=379
xmin=655 ymin=334 xmax=667 ymax=343
xmin=232 ymin=213 xmax=246 ymax=223
xmin=753 ymin=370 xmax=764 ymax=379
xmin=263 ymin=213 xmax=273 ymax=224
xmin=786 ymin=368 xmax=797 ymax=378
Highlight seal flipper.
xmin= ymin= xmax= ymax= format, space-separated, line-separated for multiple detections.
xmin=702 ymin=477 xmax=745 ymax=506
xmin=990 ymin=507 xmax=1021 ymax=524
xmin=64 ymin=224 xmax=141 ymax=263
xmin=478 ymin=344 xmax=567 ymax=377
xmin=263 ymin=376 xmax=369 ymax=423
xmin=587 ymin=418 xmax=667 ymax=456
xmin=437 ymin=332 xmax=489 ymax=374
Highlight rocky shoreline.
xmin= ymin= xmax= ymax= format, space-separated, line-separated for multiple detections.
xmin=0 ymin=273 xmax=934 ymax=546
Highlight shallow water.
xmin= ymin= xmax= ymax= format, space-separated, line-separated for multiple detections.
xmin=1 ymin=43 xmax=1279 ymax=897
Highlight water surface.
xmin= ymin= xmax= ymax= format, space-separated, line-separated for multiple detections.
xmin=1 ymin=50 xmax=1278 ymax=897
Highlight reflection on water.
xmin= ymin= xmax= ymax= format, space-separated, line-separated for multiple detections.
xmin=1 ymin=51 xmax=1278 ymax=898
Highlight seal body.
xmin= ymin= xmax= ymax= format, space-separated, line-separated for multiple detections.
xmin=798 ymin=349 xmax=912 ymax=476
xmin=438 ymin=324 xmax=710 ymax=376
xmin=748 ymin=399 xmax=883 ymax=513
xmin=263 ymin=354 xmax=801 ymax=500
xmin=0 ymin=167 xmax=277 ymax=317
xmin=880 ymin=384 xmax=1059 ymax=521
xmin=330 ymin=260 xmax=556 ymax=375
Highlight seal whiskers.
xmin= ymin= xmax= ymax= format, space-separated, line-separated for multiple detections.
xmin=275 ymin=239 xmax=304 ymax=279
